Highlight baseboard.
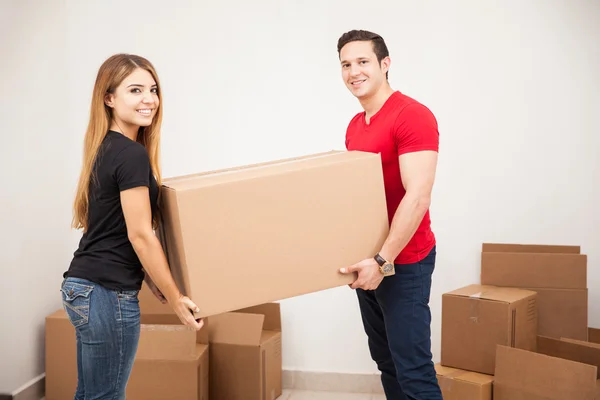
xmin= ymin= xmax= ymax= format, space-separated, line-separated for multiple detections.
xmin=283 ymin=369 xmax=384 ymax=394
xmin=2 ymin=374 xmax=45 ymax=400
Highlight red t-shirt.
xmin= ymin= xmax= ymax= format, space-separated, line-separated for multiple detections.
xmin=345 ymin=91 xmax=439 ymax=264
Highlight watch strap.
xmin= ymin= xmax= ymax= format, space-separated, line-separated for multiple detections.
xmin=374 ymin=253 xmax=387 ymax=267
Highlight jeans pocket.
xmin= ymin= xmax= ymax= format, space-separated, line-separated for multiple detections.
xmin=117 ymin=290 xmax=139 ymax=300
xmin=61 ymin=281 xmax=94 ymax=328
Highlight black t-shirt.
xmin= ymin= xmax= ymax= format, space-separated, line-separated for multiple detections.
xmin=65 ymin=130 xmax=159 ymax=291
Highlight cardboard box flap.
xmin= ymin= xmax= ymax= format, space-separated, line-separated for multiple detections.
xmin=140 ymin=312 xmax=209 ymax=344
xmin=136 ymin=324 xmax=197 ymax=360
xmin=162 ymin=151 xmax=375 ymax=190
xmin=481 ymin=252 xmax=587 ymax=289
xmin=445 ymin=284 xmax=535 ymax=303
xmin=234 ymin=303 xmax=281 ymax=331
xmin=562 ymin=337 xmax=600 ymax=349
xmin=209 ymin=312 xmax=264 ymax=346
xmin=537 ymin=335 xmax=600 ymax=378
xmin=494 ymin=345 xmax=597 ymax=399
xmin=482 ymin=242 xmax=581 ymax=254
xmin=589 ymin=328 xmax=600 ymax=344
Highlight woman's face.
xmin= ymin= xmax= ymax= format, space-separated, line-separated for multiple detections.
xmin=106 ymin=68 xmax=159 ymax=130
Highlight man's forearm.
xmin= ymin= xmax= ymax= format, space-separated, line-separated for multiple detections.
xmin=378 ymin=191 xmax=431 ymax=262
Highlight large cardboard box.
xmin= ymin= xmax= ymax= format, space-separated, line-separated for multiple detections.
xmin=441 ymin=284 xmax=537 ymax=375
xmin=481 ymin=242 xmax=588 ymax=340
xmin=155 ymin=150 xmax=389 ymax=318
xmin=435 ymin=364 xmax=493 ymax=400
xmin=45 ymin=310 xmax=208 ymax=400
xmin=207 ymin=303 xmax=282 ymax=400
xmin=493 ymin=345 xmax=598 ymax=399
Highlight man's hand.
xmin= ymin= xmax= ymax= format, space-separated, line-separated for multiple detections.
xmin=340 ymin=258 xmax=384 ymax=290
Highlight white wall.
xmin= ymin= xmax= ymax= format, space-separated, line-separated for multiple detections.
xmin=1 ymin=0 xmax=599 ymax=392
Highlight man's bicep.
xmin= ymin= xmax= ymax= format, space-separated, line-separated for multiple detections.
xmin=394 ymin=103 xmax=439 ymax=155
xmin=398 ymin=151 xmax=438 ymax=195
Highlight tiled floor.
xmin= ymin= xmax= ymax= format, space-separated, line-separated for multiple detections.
xmin=279 ymin=390 xmax=385 ymax=399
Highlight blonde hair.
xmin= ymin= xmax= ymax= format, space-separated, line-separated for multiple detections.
xmin=72 ymin=54 xmax=163 ymax=231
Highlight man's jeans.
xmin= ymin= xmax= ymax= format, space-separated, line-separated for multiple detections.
xmin=61 ymin=277 xmax=141 ymax=400
xmin=357 ymin=246 xmax=442 ymax=400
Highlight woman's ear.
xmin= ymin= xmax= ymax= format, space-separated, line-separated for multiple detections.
xmin=104 ymin=93 xmax=114 ymax=108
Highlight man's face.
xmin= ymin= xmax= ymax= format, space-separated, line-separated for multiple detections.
xmin=340 ymin=40 xmax=389 ymax=99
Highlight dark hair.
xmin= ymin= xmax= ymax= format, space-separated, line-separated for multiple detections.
xmin=337 ymin=30 xmax=390 ymax=79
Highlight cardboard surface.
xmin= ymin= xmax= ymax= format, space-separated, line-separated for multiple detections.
xmin=522 ymin=287 xmax=588 ymax=340
xmin=208 ymin=303 xmax=282 ymax=400
xmin=435 ymin=363 xmax=493 ymax=400
xmin=590 ymin=328 xmax=600 ymax=343
xmin=537 ymin=335 xmax=600 ymax=378
xmin=482 ymin=242 xmax=581 ymax=254
xmin=480 ymin=243 xmax=588 ymax=340
xmin=481 ymin=251 xmax=587 ymax=289
xmin=441 ymin=284 xmax=537 ymax=375
xmin=155 ymin=150 xmax=389 ymax=317
xmin=493 ymin=345 xmax=597 ymax=399
xmin=45 ymin=309 xmax=209 ymax=400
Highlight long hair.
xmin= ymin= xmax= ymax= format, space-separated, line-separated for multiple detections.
xmin=72 ymin=54 xmax=163 ymax=231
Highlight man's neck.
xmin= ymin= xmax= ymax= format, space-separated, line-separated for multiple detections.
xmin=360 ymin=85 xmax=395 ymax=123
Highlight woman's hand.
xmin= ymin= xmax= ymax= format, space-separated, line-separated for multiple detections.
xmin=170 ymin=294 xmax=204 ymax=331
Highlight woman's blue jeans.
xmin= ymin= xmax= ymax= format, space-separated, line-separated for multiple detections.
xmin=61 ymin=277 xmax=141 ymax=400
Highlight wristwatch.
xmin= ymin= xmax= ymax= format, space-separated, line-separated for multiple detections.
xmin=374 ymin=253 xmax=395 ymax=277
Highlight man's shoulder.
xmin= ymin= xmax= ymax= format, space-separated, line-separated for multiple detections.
xmin=390 ymin=91 xmax=435 ymax=118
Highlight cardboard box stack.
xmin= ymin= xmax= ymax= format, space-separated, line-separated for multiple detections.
xmin=438 ymin=242 xmax=595 ymax=400
xmin=46 ymin=150 xmax=389 ymax=399
xmin=45 ymin=310 xmax=209 ymax=400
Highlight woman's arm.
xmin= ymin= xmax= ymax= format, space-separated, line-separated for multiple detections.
xmin=121 ymin=186 xmax=203 ymax=330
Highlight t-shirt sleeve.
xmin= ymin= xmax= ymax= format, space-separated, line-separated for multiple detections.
xmin=112 ymin=143 xmax=151 ymax=191
xmin=393 ymin=103 xmax=439 ymax=156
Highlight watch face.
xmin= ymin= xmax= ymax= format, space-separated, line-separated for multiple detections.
xmin=383 ymin=263 xmax=394 ymax=273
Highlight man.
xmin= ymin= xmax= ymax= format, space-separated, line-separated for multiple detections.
xmin=337 ymin=30 xmax=442 ymax=400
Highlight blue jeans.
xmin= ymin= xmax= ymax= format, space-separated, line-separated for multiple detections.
xmin=61 ymin=277 xmax=141 ymax=400
xmin=357 ymin=246 xmax=442 ymax=400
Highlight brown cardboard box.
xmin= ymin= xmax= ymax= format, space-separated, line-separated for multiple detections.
xmin=590 ymin=327 xmax=600 ymax=343
xmin=155 ymin=150 xmax=389 ymax=318
xmin=521 ymin=287 xmax=588 ymax=340
xmin=207 ymin=303 xmax=282 ymax=400
xmin=45 ymin=310 xmax=208 ymax=400
xmin=481 ymin=242 xmax=581 ymax=254
xmin=126 ymin=323 xmax=209 ymax=400
xmin=481 ymin=242 xmax=588 ymax=340
xmin=441 ymin=284 xmax=537 ymax=375
xmin=537 ymin=335 xmax=600 ymax=378
xmin=493 ymin=345 xmax=598 ymax=399
xmin=435 ymin=363 xmax=493 ymax=400
xmin=480 ymin=251 xmax=587 ymax=289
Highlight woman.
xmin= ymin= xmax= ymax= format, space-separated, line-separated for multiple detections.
xmin=61 ymin=53 xmax=203 ymax=399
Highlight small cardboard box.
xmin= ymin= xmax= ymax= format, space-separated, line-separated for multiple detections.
xmin=126 ymin=322 xmax=209 ymax=400
xmin=435 ymin=363 xmax=493 ymax=400
xmin=156 ymin=150 xmax=389 ymax=318
xmin=480 ymin=242 xmax=588 ymax=340
xmin=207 ymin=303 xmax=282 ymax=400
xmin=45 ymin=310 xmax=209 ymax=400
xmin=493 ymin=345 xmax=598 ymax=399
xmin=441 ymin=284 xmax=537 ymax=375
